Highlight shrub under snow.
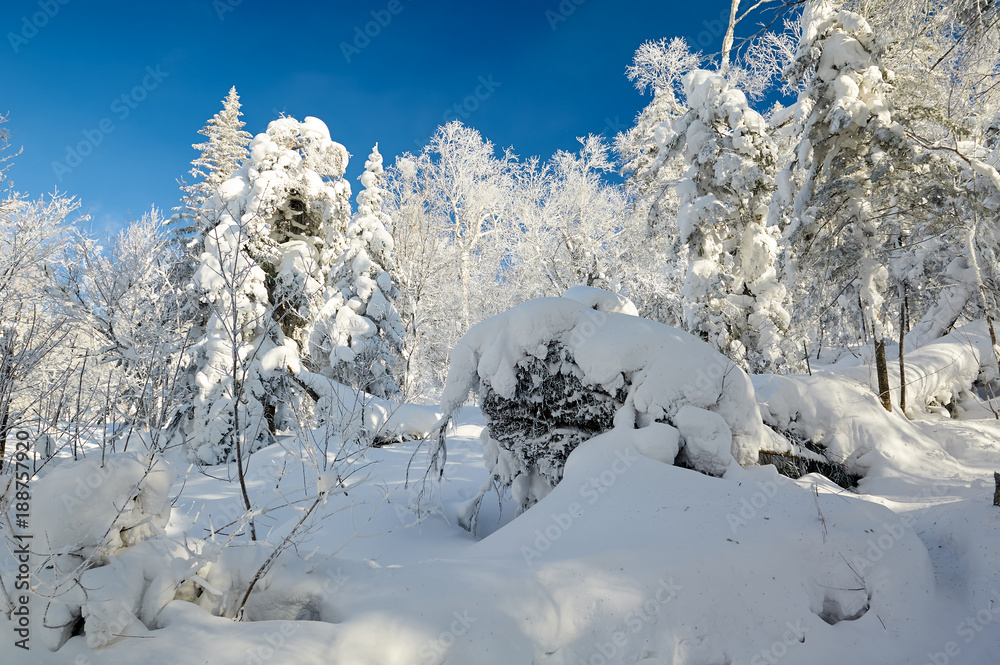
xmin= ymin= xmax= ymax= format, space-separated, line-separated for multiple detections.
xmin=13 ymin=453 xmax=179 ymax=651
xmin=434 ymin=288 xmax=787 ymax=513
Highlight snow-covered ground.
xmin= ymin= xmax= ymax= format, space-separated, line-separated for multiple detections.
xmin=3 ymin=329 xmax=1000 ymax=665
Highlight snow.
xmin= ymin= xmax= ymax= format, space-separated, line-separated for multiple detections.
xmin=672 ymin=405 xmax=734 ymax=475
xmin=11 ymin=398 xmax=995 ymax=664
xmin=4 ymin=318 xmax=1000 ymax=665
xmin=31 ymin=452 xmax=173 ymax=558
xmin=561 ymin=285 xmax=639 ymax=315
xmin=439 ymin=294 xmax=772 ymax=480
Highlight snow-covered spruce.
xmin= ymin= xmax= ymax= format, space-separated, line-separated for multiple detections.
xmin=312 ymin=144 xmax=405 ymax=399
xmin=654 ymin=69 xmax=789 ymax=373
xmin=430 ymin=288 xmax=792 ymax=516
xmin=185 ymin=116 xmax=352 ymax=464
xmin=175 ymin=86 xmax=253 ymax=240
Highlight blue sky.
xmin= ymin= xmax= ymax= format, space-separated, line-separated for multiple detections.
xmin=1 ymin=0 xmax=747 ymax=236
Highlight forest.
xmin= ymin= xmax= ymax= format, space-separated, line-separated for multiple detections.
xmin=2 ymin=1 xmax=1000 ymax=663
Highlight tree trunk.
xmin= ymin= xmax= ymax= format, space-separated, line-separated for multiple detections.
xmin=720 ymin=0 xmax=741 ymax=74
xmin=233 ymin=368 xmax=256 ymax=542
xmin=875 ymin=328 xmax=892 ymax=412
xmin=981 ymin=281 xmax=998 ymax=351
xmin=899 ymin=287 xmax=907 ymax=414
xmin=968 ymin=219 xmax=1000 ymax=372
xmin=0 ymin=394 xmax=9 ymax=475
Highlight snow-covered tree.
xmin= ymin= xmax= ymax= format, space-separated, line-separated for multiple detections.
xmin=616 ymin=37 xmax=700 ymax=237
xmin=656 ymin=70 xmax=788 ymax=372
xmin=60 ymin=209 xmax=190 ymax=442
xmin=613 ymin=39 xmax=701 ymax=326
xmin=777 ymin=2 xmax=907 ymax=408
xmin=0 ymin=194 xmax=81 ymax=468
xmin=859 ymin=0 xmax=1000 ymax=352
xmin=252 ymin=116 xmax=352 ymax=351
xmin=512 ymin=135 xmax=630 ymax=295
xmin=0 ymin=113 xmax=20 ymax=205
xmin=184 ymin=116 xmax=352 ymax=464
xmin=178 ymin=87 xmax=252 ymax=227
xmin=384 ymin=122 xmax=518 ymax=398
xmin=186 ymin=188 xmax=278 ymax=465
xmin=312 ymin=145 xmax=405 ymax=398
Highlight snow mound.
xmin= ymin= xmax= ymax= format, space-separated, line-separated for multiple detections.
xmin=100 ymin=427 xmax=934 ymax=665
xmin=437 ymin=292 xmax=778 ymax=511
xmin=31 ymin=452 xmax=173 ymax=557
xmin=296 ymin=370 xmax=440 ymax=443
xmin=9 ymin=453 xmax=178 ymax=651
xmin=754 ymin=320 xmax=997 ymax=480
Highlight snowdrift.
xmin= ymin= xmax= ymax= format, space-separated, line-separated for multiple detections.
xmin=755 ymin=320 xmax=1000 ymax=483
xmin=3 ymin=313 xmax=1000 ymax=665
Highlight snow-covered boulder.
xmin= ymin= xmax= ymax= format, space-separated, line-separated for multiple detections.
xmin=436 ymin=291 xmax=778 ymax=512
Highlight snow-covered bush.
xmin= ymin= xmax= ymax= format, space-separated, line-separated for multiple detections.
xmin=479 ymin=340 xmax=626 ymax=495
xmin=9 ymin=453 xmax=181 ymax=650
xmin=431 ymin=287 xmax=784 ymax=515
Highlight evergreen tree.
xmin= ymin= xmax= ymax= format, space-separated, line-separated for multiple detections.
xmin=658 ymin=70 xmax=788 ymax=372
xmin=175 ymin=87 xmax=252 ymax=242
xmin=185 ymin=115 xmax=352 ymax=464
xmin=313 ymin=145 xmax=405 ymax=397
